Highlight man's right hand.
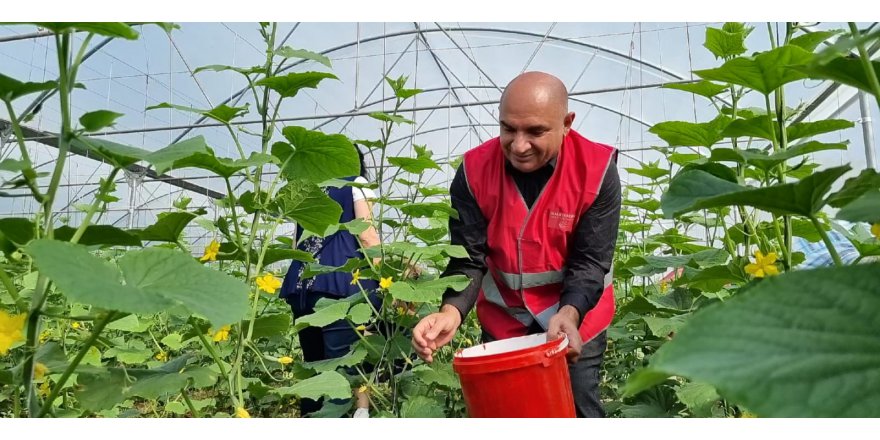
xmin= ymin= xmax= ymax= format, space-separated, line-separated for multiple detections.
xmin=411 ymin=304 xmax=462 ymax=363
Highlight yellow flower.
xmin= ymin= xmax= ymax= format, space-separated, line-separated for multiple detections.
xmin=396 ymin=306 xmax=405 ymax=316
xmin=155 ymin=351 xmax=168 ymax=362
xmin=34 ymin=362 xmax=49 ymax=380
xmin=350 ymin=269 xmax=361 ymax=285
xmin=379 ymin=277 xmax=393 ymax=289
xmin=872 ymin=223 xmax=880 ymax=240
xmin=39 ymin=329 xmax=52 ymax=344
xmin=278 ymin=356 xmax=293 ymax=365
xmin=71 ymin=321 xmax=81 ymax=330
xmin=659 ymin=280 xmax=668 ymax=293
xmin=211 ymin=325 xmax=231 ymax=342
xmin=255 ymin=273 xmax=282 ymax=294
xmin=200 ymin=239 xmax=220 ymax=262
xmin=355 ymin=325 xmax=367 ymax=332
xmin=0 ymin=311 xmax=26 ymax=356
xmin=745 ymin=250 xmax=780 ymax=278
xmin=357 ymin=384 xmax=368 ymax=394
xmin=236 ymin=407 xmax=251 ymax=418
xmin=38 ymin=381 xmax=51 ymax=398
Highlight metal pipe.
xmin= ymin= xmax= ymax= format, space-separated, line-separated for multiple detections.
xmin=858 ymin=91 xmax=878 ymax=170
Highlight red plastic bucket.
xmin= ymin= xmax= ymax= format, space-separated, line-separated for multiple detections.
xmin=452 ymin=333 xmax=575 ymax=418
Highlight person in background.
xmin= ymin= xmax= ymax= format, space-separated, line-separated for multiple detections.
xmin=411 ymin=71 xmax=622 ymax=418
xmin=280 ymin=147 xmax=380 ymax=417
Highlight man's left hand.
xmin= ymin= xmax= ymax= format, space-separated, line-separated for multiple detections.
xmin=546 ymin=305 xmax=583 ymax=364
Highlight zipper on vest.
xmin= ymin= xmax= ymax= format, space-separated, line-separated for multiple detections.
xmin=515 ymin=178 xmax=551 ymax=316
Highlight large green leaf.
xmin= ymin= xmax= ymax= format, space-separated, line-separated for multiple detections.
xmin=275 ymin=126 xmax=359 ymax=182
xmin=720 ymin=116 xmax=776 ymax=140
xmin=273 ymin=370 xmax=351 ymax=400
xmin=53 ymin=225 xmax=142 ymax=247
xmin=388 ymin=145 xmax=442 ymax=174
xmin=826 ymin=169 xmax=880 ymax=208
xmin=0 ymin=218 xmax=35 ymax=253
xmin=34 ymin=22 xmax=138 ymax=39
xmin=294 ymin=301 xmax=350 ymax=328
xmin=301 ymin=346 xmax=368 ymax=373
xmin=70 ymin=136 xmax=149 ymax=168
xmin=676 ymin=382 xmax=720 ymax=414
xmin=695 ymin=45 xmax=814 ymax=94
xmin=662 ymin=80 xmax=728 ymax=99
xmin=625 ymin=160 xmax=668 ymax=180
xmin=789 ymin=30 xmax=841 ymax=52
xmin=26 ymin=240 xmax=249 ymax=325
xmin=400 ymin=395 xmax=447 ymax=418
xmin=786 ymin=119 xmax=854 ymax=142
xmin=117 ymin=248 xmax=249 ymax=325
xmin=275 ymin=46 xmax=332 ymax=68
xmin=642 ymin=263 xmax=880 ymax=417
xmin=255 ymin=71 xmax=337 ymax=98
xmin=649 ymin=115 xmax=732 ymax=148
xmin=703 ymin=23 xmax=752 ymax=59
xmin=26 ymin=239 xmax=174 ymax=315
xmin=242 ymin=313 xmax=292 ymax=339
xmin=800 ymin=58 xmax=880 ymax=94
xmin=661 ymin=166 xmax=850 ymax=218
xmin=738 ymin=141 xmax=848 ymax=171
xmin=0 ymin=73 xmax=57 ymax=102
xmin=412 ymin=363 xmax=460 ymax=389
xmin=836 ymin=190 xmax=880 ymax=223
xmin=133 ymin=212 xmax=197 ymax=242
xmin=145 ymin=136 xmax=273 ymax=178
xmin=271 ymin=180 xmax=342 ymax=233
xmin=369 ymin=112 xmax=413 ymax=125
xmin=388 ymin=275 xmax=470 ymax=303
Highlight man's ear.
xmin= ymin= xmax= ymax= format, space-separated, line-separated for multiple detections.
xmin=563 ymin=112 xmax=576 ymax=135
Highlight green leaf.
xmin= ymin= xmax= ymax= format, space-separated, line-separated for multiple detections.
xmin=388 ymin=275 xmax=470 ymax=303
xmin=276 ymin=126 xmax=360 ymax=182
xmin=368 ymin=112 xmax=414 ymax=125
xmin=675 ymin=264 xmax=745 ymax=293
xmin=347 ymin=303 xmax=373 ymax=324
xmin=301 ymin=346 xmax=368 ymax=373
xmin=275 ymin=46 xmax=332 ymax=68
xmin=645 ymin=263 xmax=880 ymax=417
xmin=676 ymin=382 xmax=720 ymax=412
xmin=649 ymin=115 xmax=732 ymax=148
xmin=643 ymin=315 xmax=687 ymax=338
xmin=78 ymin=110 xmax=124 ymax=132
xmin=146 ymin=102 xmax=249 ymax=125
xmin=412 ymin=363 xmax=460 ymax=389
xmin=789 ymin=30 xmax=841 ymax=52
xmin=703 ymin=23 xmax=752 ymax=59
xmin=133 ymin=212 xmax=197 ymax=242
xmin=827 ymin=169 xmax=880 ymax=208
xmin=666 ymin=152 xmax=703 ymax=167
xmin=271 ymin=180 xmax=342 ymax=233
xmin=146 ymin=136 xmax=272 ymax=178
xmin=0 ymin=218 xmax=35 ymax=252
xmin=836 ymin=190 xmax=880 ymax=223
xmin=786 ymin=119 xmax=854 ymax=142
xmin=27 ymin=240 xmax=249 ymax=325
xmin=70 ymin=136 xmax=149 ymax=168
xmin=193 ymin=64 xmax=263 ymax=75
xmin=0 ymin=73 xmax=57 ymax=102
xmin=662 ymin=80 xmax=728 ymax=99
xmin=53 ymin=225 xmax=142 ymax=247
xmin=117 ymin=248 xmax=249 ymax=325
xmin=695 ymin=45 xmax=814 ymax=94
xmin=255 ymin=71 xmax=338 ymax=98
xmin=295 ymin=301 xmax=350 ymax=328
xmin=800 ymin=57 xmax=880 ymax=94
xmin=389 ymin=145 xmax=442 ymax=174
xmin=105 ymin=314 xmax=148 ymax=332
xmin=242 ymin=313 xmax=291 ymax=339
xmin=34 ymin=22 xmax=138 ymax=39
xmin=399 ymin=201 xmax=459 ymax=219
xmin=621 ymin=368 xmax=672 ymax=398
xmin=400 ymin=395 xmax=446 ymax=418
xmin=662 ymin=166 xmax=850 ymax=218
xmin=273 ymin=370 xmax=351 ymax=400
xmin=625 ymin=160 xmax=668 ymax=180
xmin=738 ymin=141 xmax=848 ymax=171
xmin=160 ymin=333 xmax=184 ymax=350
xmin=720 ymin=116 xmax=776 ymax=140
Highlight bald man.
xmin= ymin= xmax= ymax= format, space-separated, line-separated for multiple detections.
xmin=412 ymin=72 xmax=621 ymax=418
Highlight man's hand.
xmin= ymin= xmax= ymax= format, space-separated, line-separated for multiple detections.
xmin=546 ymin=305 xmax=583 ymax=364
xmin=411 ymin=304 xmax=462 ymax=363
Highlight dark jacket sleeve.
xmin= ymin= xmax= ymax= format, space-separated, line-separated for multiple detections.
xmin=440 ymin=165 xmax=488 ymax=322
xmin=559 ymin=160 xmax=621 ymax=325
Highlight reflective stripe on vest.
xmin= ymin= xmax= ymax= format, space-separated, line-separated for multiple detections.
xmin=481 ymin=274 xmax=535 ymax=327
xmin=533 ymin=264 xmax=615 ymax=331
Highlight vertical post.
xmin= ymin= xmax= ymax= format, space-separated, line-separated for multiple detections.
xmin=858 ymin=91 xmax=877 ymax=170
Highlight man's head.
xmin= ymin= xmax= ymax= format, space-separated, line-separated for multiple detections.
xmin=498 ymin=71 xmax=575 ymax=173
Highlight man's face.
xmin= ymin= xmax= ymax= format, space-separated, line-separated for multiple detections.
xmin=499 ymin=96 xmax=574 ymax=173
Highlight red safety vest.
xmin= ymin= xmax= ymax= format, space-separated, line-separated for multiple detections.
xmin=462 ymin=129 xmax=616 ymax=342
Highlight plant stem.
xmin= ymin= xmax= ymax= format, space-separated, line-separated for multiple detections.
xmin=180 ymin=388 xmax=201 ymax=418
xmin=69 ymin=168 xmax=120 ymax=244
xmin=848 ymin=22 xmax=880 ymax=110
xmin=810 ymin=216 xmax=843 ymax=267
xmin=3 ymin=101 xmax=45 ymax=202
xmin=0 ymin=267 xmax=27 ymax=310
xmin=37 ymin=311 xmax=117 ymax=417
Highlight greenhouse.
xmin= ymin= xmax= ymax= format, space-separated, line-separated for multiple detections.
xmin=0 ymin=19 xmax=878 ymax=419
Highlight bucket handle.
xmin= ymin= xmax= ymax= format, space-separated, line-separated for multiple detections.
xmin=542 ymin=335 xmax=569 ymax=367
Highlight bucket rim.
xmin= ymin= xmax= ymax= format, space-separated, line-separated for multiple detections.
xmin=453 ymin=332 xmax=568 ymax=362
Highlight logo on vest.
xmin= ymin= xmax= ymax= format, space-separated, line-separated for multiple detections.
xmin=548 ymin=211 xmax=576 ymax=231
